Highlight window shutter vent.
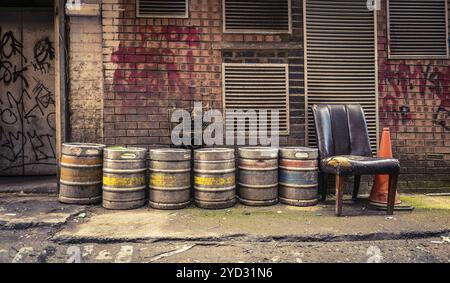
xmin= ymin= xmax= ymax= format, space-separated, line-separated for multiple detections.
xmin=388 ymin=0 xmax=448 ymax=58
xmin=224 ymin=0 xmax=291 ymax=33
xmin=223 ymin=64 xmax=290 ymax=135
xmin=305 ymin=0 xmax=378 ymax=151
xmin=137 ymin=0 xmax=188 ymax=18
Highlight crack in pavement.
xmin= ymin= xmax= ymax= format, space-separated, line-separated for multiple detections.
xmin=50 ymin=229 xmax=450 ymax=245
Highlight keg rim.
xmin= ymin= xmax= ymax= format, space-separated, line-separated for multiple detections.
xmin=62 ymin=143 xmax=106 ymax=148
xmin=150 ymin=148 xmax=190 ymax=154
xmin=149 ymin=148 xmax=191 ymax=161
xmin=238 ymin=147 xmax=279 ymax=155
xmin=105 ymin=146 xmax=147 ymax=153
xmin=238 ymin=147 xmax=279 ymax=159
xmin=194 ymin=148 xmax=234 ymax=153
xmin=239 ymin=146 xmax=278 ymax=151
xmin=280 ymin=146 xmax=318 ymax=152
xmin=279 ymin=147 xmax=319 ymax=160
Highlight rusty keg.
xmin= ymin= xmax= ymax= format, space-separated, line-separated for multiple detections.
xmin=59 ymin=143 xmax=106 ymax=204
xmin=194 ymin=148 xmax=236 ymax=209
xmin=149 ymin=149 xmax=191 ymax=210
xmin=279 ymin=147 xmax=319 ymax=207
xmin=102 ymin=147 xmax=147 ymax=210
xmin=237 ymin=147 xmax=279 ymax=206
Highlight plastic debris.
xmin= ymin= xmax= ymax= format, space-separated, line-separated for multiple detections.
xmin=77 ymin=212 xmax=87 ymax=219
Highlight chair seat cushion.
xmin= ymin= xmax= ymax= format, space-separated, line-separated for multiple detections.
xmin=321 ymin=155 xmax=400 ymax=176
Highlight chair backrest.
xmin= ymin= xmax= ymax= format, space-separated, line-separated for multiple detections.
xmin=312 ymin=104 xmax=372 ymax=159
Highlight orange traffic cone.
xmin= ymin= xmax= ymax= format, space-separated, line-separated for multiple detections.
xmin=369 ymin=128 xmax=401 ymax=206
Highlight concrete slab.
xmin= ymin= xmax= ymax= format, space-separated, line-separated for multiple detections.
xmin=53 ymin=195 xmax=450 ymax=243
xmin=0 ymin=176 xmax=57 ymax=194
xmin=0 ymin=194 xmax=86 ymax=229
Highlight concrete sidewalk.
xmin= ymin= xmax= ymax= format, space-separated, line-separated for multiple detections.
xmin=0 ymin=176 xmax=57 ymax=194
xmin=0 ymin=193 xmax=449 ymax=244
xmin=0 ymin=194 xmax=85 ymax=229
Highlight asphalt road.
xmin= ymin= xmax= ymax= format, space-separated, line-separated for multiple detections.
xmin=0 ymin=227 xmax=448 ymax=263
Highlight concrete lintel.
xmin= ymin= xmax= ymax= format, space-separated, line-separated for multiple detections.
xmin=66 ymin=3 xmax=100 ymax=17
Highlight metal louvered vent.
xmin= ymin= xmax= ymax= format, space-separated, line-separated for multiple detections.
xmin=388 ymin=0 xmax=448 ymax=58
xmin=137 ymin=0 xmax=188 ymax=18
xmin=223 ymin=0 xmax=291 ymax=33
xmin=223 ymin=64 xmax=290 ymax=135
xmin=305 ymin=0 xmax=378 ymax=151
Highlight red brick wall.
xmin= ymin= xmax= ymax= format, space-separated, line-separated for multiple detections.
xmin=102 ymin=0 xmax=223 ymax=148
xmin=102 ymin=0 xmax=305 ymax=149
xmin=377 ymin=0 xmax=450 ymax=190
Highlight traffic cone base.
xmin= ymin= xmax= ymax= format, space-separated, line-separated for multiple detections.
xmin=368 ymin=200 xmax=414 ymax=212
xmin=368 ymin=127 xmax=401 ymax=206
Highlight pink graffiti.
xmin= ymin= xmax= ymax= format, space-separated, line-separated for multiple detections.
xmin=379 ymin=61 xmax=450 ymax=131
xmin=111 ymin=25 xmax=200 ymax=98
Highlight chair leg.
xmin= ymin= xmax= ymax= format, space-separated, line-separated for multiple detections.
xmin=335 ymin=175 xmax=344 ymax=216
xmin=320 ymin=172 xmax=328 ymax=201
xmin=387 ymin=173 xmax=398 ymax=215
xmin=352 ymin=175 xmax=361 ymax=201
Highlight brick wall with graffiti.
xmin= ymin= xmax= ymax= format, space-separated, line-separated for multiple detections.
xmin=102 ymin=0 xmax=223 ymax=148
xmin=102 ymin=0 xmax=305 ymax=148
xmin=102 ymin=0 xmax=449 ymax=190
xmin=378 ymin=0 xmax=450 ymax=190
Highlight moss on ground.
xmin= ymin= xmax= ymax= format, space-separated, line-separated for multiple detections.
xmin=185 ymin=204 xmax=320 ymax=221
xmin=400 ymin=194 xmax=450 ymax=211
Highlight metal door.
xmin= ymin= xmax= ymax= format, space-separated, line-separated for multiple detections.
xmin=0 ymin=8 xmax=56 ymax=175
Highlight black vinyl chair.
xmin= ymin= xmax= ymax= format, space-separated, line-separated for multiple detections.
xmin=312 ymin=104 xmax=400 ymax=216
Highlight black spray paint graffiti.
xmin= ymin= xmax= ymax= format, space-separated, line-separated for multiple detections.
xmin=0 ymin=28 xmax=27 ymax=61
xmin=0 ymin=59 xmax=30 ymax=88
xmin=1 ymin=30 xmax=55 ymax=86
xmin=0 ymin=80 xmax=56 ymax=167
xmin=25 ymin=78 xmax=56 ymax=126
xmin=0 ymin=127 xmax=26 ymax=163
xmin=0 ymin=28 xmax=56 ymax=172
xmin=0 ymin=27 xmax=30 ymax=88
xmin=32 ymin=37 xmax=54 ymax=74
